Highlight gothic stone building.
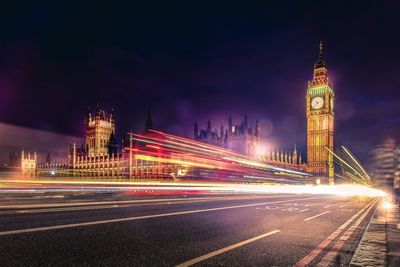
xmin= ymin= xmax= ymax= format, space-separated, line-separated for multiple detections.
xmin=9 ymin=149 xmax=37 ymax=176
xmin=38 ymin=106 xmax=125 ymax=177
xmin=194 ymin=115 xmax=260 ymax=157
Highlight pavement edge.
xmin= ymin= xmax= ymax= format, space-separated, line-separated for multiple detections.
xmin=350 ymin=199 xmax=400 ymax=267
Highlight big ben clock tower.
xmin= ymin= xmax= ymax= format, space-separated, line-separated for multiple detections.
xmin=306 ymin=41 xmax=335 ymax=184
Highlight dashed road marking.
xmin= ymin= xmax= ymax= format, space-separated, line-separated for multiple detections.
xmin=298 ymin=209 xmax=309 ymax=213
xmin=294 ymin=199 xmax=376 ymax=267
xmin=304 ymin=211 xmax=330 ymax=221
xmin=0 ymin=196 xmax=323 ymax=236
xmin=176 ymin=230 xmax=280 ymax=267
xmin=316 ymin=201 xmax=376 ymax=266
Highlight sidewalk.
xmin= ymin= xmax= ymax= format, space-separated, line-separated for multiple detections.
xmin=350 ymin=200 xmax=400 ymax=267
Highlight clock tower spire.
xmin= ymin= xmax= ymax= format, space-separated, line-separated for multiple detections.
xmin=316 ymin=41 xmax=325 ymax=68
xmin=306 ymin=41 xmax=335 ymax=184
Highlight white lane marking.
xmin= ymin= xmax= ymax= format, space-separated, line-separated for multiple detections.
xmin=176 ymin=230 xmax=280 ymax=267
xmin=0 ymin=197 xmax=323 ymax=236
xmin=9 ymin=204 xmax=128 ymax=214
xmin=304 ymin=211 xmax=330 ymax=221
xmin=339 ymin=203 xmax=349 ymax=208
xmin=0 ymin=195 xmax=294 ymax=215
xmin=294 ymin=200 xmax=376 ymax=267
xmin=0 ymin=195 xmax=275 ymax=210
xmin=298 ymin=209 xmax=309 ymax=213
xmin=316 ymin=201 xmax=376 ymax=266
xmin=324 ymin=205 xmax=330 ymax=208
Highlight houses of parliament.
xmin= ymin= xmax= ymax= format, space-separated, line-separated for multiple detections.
xmin=17 ymin=42 xmax=335 ymax=183
xmin=194 ymin=41 xmax=335 ymax=183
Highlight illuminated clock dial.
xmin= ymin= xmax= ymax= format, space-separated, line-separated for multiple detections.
xmin=311 ymin=96 xmax=324 ymax=110
xmin=330 ymin=98 xmax=334 ymax=110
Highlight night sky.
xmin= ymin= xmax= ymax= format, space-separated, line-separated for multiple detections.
xmin=1 ymin=1 xmax=399 ymax=161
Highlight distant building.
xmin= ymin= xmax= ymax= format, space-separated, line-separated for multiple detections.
xmin=38 ymin=105 xmax=124 ymax=177
xmin=194 ymin=116 xmax=305 ymax=170
xmin=33 ymin=105 xmax=308 ymax=180
xmin=85 ymin=106 xmax=116 ymax=157
xmin=368 ymin=138 xmax=399 ymax=190
xmin=395 ymin=145 xmax=400 ymax=193
xmin=9 ymin=149 xmax=37 ymax=176
xmin=194 ymin=115 xmax=260 ymax=156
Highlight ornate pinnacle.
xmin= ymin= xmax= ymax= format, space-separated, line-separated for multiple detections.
xmin=315 ymin=40 xmax=326 ymax=69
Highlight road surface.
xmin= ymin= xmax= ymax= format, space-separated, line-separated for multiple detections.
xmin=0 ymin=192 xmax=376 ymax=266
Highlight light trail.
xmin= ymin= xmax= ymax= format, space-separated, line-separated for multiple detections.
xmin=125 ymin=130 xmax=313 ymax=183
xmin=0 ymin=179 xmax=386 ymax=197
xmin=326 ymin=146 xmax=371 ymax=185
xmin=134 ymin=154 xmax=216 ymax=169
xmin=223 ymin=157 xmax=311 ymax=176
xmin=341 ymin=146 xmax=371 ymax=182
xmin=326 ymin=147 xmax=365 ymax=182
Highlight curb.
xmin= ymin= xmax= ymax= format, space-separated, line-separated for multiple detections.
xmin=350 ymin=200 xmax=400 ymax=267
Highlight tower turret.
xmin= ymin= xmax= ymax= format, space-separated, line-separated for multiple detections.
xmin=255 ymin=120 xmax=260 ymax=138
xmin=243 ymin=114 xmax=248 ymax=131
xmin=207 ymin=119 xmax=212 ymax=135
xmin=144 ymin=108 xmax=154 ymax=132
xmin=86 ymin=106 xmax=116 ymax=157
xmin=110 ymin=108 xmax=115 ymax=127
xmin=194 ymin=122 xmax=199 ymax=139
xmin=46 ymin=152 xmax=51 ymax=164
xmin=306 ymin=41 xmax=335 ymax=184
xmin=315 ymin=41 xmax=326 ymax=69
xmin=293 ymin=144 xmax=298 ymax=165
xmin=86 ymin=108 xmax=92 ymax=126
xmin=224 ymin=129 xmax=228 ymax=147
xmin=228 ymin=115 xmax=233 ymax=134
xmin=95 ymin=105 xmax=101 ymax=119
xmin=107 ymin=131 xmax=118 ymax=156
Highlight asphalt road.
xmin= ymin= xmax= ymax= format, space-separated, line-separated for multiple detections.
xmin=0 ymin=192 xmax=376 ymax=266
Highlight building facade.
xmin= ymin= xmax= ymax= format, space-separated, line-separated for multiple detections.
xmin=35 ymin=105 xmax=309 ymax=180
xmin=194 ymin=116 xmax=306 ymax=171
xmin=368 ymin=138 xmax=400 ymax=191
xmin=194 ymin=115 xmax=260 ymax=157
xmin=85 ymin=106 xmax=115 ymax=157
xmin=306 ymin=41 xmax=335 ymax=184
xmin=9 ymin=149 xmax=37 ymax=176
xmin=38 ymin=106 xmax=124 ymax=177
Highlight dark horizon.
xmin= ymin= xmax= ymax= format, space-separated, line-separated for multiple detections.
xmin=1 ymin=1 xmax=400 ymax=162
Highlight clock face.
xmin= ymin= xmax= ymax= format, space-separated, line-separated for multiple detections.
xmin=311 ymin=96 xmax=324 ymax=110
xmin=330 ymin=98 xmax=334 ymax=110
